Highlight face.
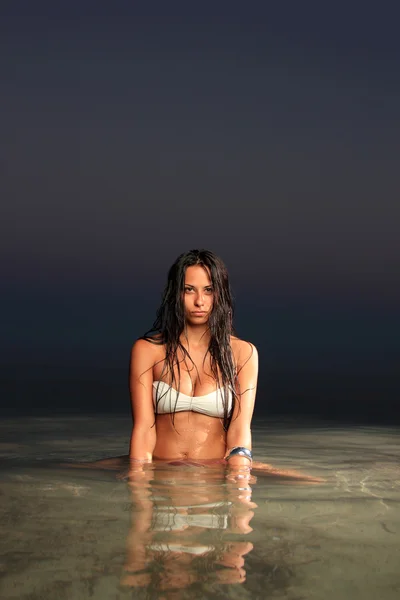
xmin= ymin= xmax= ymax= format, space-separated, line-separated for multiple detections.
xmin=183 ymin=265 xmax=214 ymax=325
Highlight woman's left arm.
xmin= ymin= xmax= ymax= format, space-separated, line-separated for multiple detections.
xmin=226 ymin=341 xmax=258 ymax=469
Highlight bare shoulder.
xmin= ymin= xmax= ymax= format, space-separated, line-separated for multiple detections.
xmin=130 ymin=337 xmax=163 ymax=375
xmin=230 ymin=336 xmax=258 ymax=370
xmin=131 ymin=337 xmax=159 ymax=355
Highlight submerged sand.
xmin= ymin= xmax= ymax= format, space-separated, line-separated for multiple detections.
xmin=0 ymin=416 xmax=399 ymax=599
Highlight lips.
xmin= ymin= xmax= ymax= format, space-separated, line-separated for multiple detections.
xmin=191 ymin=311 xmax=207 ymax=316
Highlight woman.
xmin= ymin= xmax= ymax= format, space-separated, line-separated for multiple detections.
xmin=73 ymin=249 xmax=320 ymax=589
xmin=129 ymin=248 xmax=257 ymax=472
xmin=75 ymin=248 xmax=319 ymax=482
xmin=121 ymin=249 xmax=258 ymax=588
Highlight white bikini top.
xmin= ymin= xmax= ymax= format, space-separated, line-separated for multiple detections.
xmin=153 ymin=380 xmax=233 ymax=419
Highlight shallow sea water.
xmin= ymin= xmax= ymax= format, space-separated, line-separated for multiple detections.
xmin=0 ymin=415 xmax=399 ymax=600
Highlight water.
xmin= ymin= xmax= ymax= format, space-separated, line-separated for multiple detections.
xmin=0 ymin=416 xmax=399 ymax=599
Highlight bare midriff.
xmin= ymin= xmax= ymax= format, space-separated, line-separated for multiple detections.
xmin=153 ymin=411 xmax=226 ymax=460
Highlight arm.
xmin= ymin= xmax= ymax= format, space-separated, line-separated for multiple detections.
xmin=129 ymin=339 xmax=157 ymax=462
xmin=226 ymin=342 xmax=258 ymax=470
xmin=226 ymin=342 xmax=324 ymax=484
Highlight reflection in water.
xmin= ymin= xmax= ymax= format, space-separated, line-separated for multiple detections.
xmin=121 ymin=463 xmax=256 ymax=591
xmin=2 ymin=419 xmax=400 ymax=599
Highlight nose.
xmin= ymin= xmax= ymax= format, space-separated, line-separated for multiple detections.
xmin=194 ymin=292 xmax=205 ymax=307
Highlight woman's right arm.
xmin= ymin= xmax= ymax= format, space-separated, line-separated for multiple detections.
xmin=129 ymin=339 xmax=157 ymax=462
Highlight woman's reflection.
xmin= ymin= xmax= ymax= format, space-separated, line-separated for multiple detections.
xmin=121 ymin=461 xmax=256 ymax=590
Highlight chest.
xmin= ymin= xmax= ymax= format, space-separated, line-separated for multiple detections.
xmin=153 ymin=345 xmax=222 ymax=397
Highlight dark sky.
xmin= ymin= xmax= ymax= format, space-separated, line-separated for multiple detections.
xmin=1 ymin=1 xmax=399 ymax=381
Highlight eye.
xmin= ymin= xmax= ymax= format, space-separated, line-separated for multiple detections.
xmin=184 ymin=286 xmax=194 ymax=293
xmin=205 ymin=287 xmax=213 ymax=294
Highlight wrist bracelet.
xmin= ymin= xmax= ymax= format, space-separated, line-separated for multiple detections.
xmin=224 ymin=446 xmax=253 ymax=463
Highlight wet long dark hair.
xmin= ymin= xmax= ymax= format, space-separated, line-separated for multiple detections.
xmin=141 ymin=249 xmax=238 ymax=430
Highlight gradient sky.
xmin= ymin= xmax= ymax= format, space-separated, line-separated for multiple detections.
xmin=1 ymin=1 xmax=399 ymax=372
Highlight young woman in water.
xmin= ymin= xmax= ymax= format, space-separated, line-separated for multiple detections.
xmin=72 ymin=248 xmax=320 ymax=588
xmin=120 ymin=249 xmax=259 ymax=587
xmin=129 ymin=248 xmax=257 ymax=472
xmin=126 ymin=248 xmax=321 ymax=483
xmin=120 ymin=249 xmax=321 ymax=588
xmin=75 ymin=248 xmax=320 ymax=483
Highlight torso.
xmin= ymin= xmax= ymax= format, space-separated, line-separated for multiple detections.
xmin=149 ymin=337 xmax=241 ymax=460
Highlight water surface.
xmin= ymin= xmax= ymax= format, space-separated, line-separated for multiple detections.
xmin=0 ymin=416 xmax=399 ymax=599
